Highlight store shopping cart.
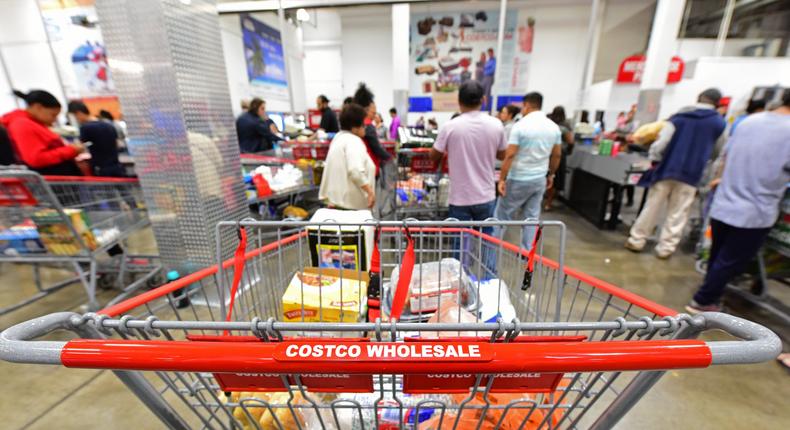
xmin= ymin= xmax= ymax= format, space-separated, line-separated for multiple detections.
xmin=0 ymin=168 xmax=161 ymax=313
xmin=241 ymin=154 xmax=318 ymax=219
xmin=0 ymin=220 xmax=780 ymax=430
xmin=395 ymin=148 xmax=449 ymax=220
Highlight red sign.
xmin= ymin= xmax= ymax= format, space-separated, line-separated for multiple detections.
xmin=214 ymin=372 xmax=373 ymax=393
xmin=403 ymin=372 xmax=564 ymax=394
xmin=0 ymin=179 xmax=37 ymax=206
xmin=616 ymin=55 xmax=684 ymax=84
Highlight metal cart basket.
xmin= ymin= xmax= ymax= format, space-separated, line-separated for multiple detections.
xmin=0 ymin=168 xmax=161 ymax=313
xmin=0 ymin=220 xmax=780 ymax=430
xmin=395 ymin=148 xmax=448 ymax=220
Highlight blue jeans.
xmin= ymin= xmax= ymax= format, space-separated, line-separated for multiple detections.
xmin=494 ymin=178 xmax=546 ymax=250
xmin=693 ymin=219 xmax=770 ymax=305
xmin=448 ymin=200 xmax=496 ymax=277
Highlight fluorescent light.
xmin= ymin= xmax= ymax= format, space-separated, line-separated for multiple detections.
xmin=296 ymin=8 xmax=310 ymax=22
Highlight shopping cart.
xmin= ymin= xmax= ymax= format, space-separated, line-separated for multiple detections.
xmin=395 ymin=148 xmax=449 ymax=220
xmin=241 ymin=154 xmax=318 ymax=220
xmin=0 ymin=220 xmax=780 ymax=430
xmin=0 ymin=167 xmax=161 ymax=313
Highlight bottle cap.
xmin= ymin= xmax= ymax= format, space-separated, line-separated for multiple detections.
xmin=166 ymin=270 xmax=180 ymax=281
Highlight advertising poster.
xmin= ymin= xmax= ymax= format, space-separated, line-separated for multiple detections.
xmin=240 ymin=14 xmax=289 ymax=102
xmin=409 ymin=9 xmax=534 ymax=112
xmin=39 ymin=0 xmax=120 ymax=116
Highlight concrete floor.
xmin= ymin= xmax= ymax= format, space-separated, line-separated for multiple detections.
xmin=0 ymin=207 xmax=788 ymax=429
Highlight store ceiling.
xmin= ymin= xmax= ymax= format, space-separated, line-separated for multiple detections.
xmin=217 ymin=0 xmax=437 ymax=13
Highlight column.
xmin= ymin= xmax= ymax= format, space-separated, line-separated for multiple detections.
xmin=95 ymin=0 xmax=248 ymax=273
xmin=635 ymin=0 xmax=686 ymax=124
xmin=391 ymin=3 xmax=410 ymax=125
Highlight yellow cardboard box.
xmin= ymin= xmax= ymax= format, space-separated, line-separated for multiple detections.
xmin=282 ymin=268 xmax=368 ymax=323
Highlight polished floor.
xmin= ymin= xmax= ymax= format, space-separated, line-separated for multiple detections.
xmin=0 ymin=207 xmax=788 ymax=429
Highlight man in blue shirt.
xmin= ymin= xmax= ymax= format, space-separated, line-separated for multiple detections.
xmin=687 ymin=92 xmax=790 ymax=313
xmin=625 ymin=89 xmax=726 ymax=259
xmin=495 ymin=92 xmax=561 ymax=250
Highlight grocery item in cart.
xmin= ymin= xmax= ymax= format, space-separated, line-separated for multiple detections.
xmin=476 ymin=278 xmax=517 ymax=323
xmin=0 ymin=224 xmax=45 ymax=255
xmin=390 ymin=258 xmax=472 ymax=313
xmin=31 ymin=208 xmax=97 ymax=255
xmin=230 ymin=391 xmax=306 ymax=430
xmin=308 ymin=208 xmax=374 ymax=271
xmin=423 ymin=300 xmax=479 ymax=338
xmin=281 ymin=267 xmax=368 ymax=322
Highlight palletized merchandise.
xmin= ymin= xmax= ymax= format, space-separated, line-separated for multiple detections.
xmin=0 ymin=219 xmax=780 ymax=430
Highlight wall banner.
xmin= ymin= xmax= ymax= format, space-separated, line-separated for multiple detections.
xmin=409 ymin=9 xmax=535 ymax=112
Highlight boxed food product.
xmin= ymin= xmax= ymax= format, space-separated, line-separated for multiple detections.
xmin=308 ymin=209 xmax=374 ymax=271
xmin=282 ymin=267 xmax=368 ymax=323
xmin=0 ymin=224 xmax=46 ymax=255
xmin=31 ymin=209 xmax=98 ymax=255
xmin=390 ymin=258 xmax=472 ymax=313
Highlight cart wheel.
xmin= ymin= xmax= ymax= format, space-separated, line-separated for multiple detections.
xmin=97 ymin=274 xmax=117 ymax=290
xmin=147 ymin=272 xmax=165 ymax=290
xmin=750 ymin=278 xmax=765 ymax=295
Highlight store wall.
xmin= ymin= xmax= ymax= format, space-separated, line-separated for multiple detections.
xmin=340 ymin=6 xmax=394 ymax=115
xmin=659 ymin=56 xmax=790 ymax=118
xmin=302 ymin=9 xmax=344 ymax=109
xmin=219 ymin=12 xmax=306 ymax=117
xmin=677 ymin=38 xmax=785 ymax=61
xmin=592 ymin=0 xmax=656 ymax=84
xmin=0 ymin=0 xmax=65 ymax=114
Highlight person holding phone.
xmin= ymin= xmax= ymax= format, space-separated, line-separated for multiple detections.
xmin=1 ymin=89 xmax=85 ymax=175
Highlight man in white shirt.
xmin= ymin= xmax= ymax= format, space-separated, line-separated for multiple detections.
xmin=319 ymin=104 xmax=376 ymax=210
xmin=495 ymin=92 xmax=561 ymax=250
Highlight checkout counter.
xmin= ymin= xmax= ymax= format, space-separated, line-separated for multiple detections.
xmin=565 ymin=146 xmax=651 ymax=229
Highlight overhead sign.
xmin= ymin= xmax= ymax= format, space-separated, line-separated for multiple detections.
xmin=616 ymin=55 xmax=684 ymax=84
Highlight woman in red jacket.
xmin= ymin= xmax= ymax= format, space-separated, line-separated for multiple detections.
xmin=1 ymin=89 xmax=85 ymax=175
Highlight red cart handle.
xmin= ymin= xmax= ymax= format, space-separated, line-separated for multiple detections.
xmin=368 ymin=226 xmax=414 ymax=321
xmin=224 ymin=226 xmax=248 ymax=328
xmin=389 ymin=227 xmax=414 ymax=321
xmin=522 ymin=226 xmax=543 ymax=291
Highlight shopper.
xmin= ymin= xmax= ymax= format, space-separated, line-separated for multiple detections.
xmin=235 ymin=98 xmax=282 ymax=153
xmin=729 ymin=98 xmax=765 ymax=136
xmin=373 ymin=113 xmax=388 ymax=140
xmin=318 ymin=104 xmax=376 ymax=210
xmin=388 ymin=107 xmax=401 ymax=141
xmin=316 ymin=94 xmax=339 ymax=133
xmin=625 ymin=88 xmax=727 ymax=259
xmin=98 ymin=109 xmax=127 ymax=150
xmin=498 ymin=104 xmax=520 ymax=140
xmin=430 ymin=80 xmax=506 ymax=227
xmin=686 ymin=93 xmax=790 ymax=313
xmin=494 ymin=92 xmax=561 ymax=250
xmin=544 ymin=105 xmax=574 ymax=211
xmin=0 ymin=125 xmax=16 ymax=165
xmin=67 ymin=100 xmax=124 ymax=177
xmin=1 ymin=89 xmax=84 ymax=175
xmin=474 ymin=52 xmax=486 ymax=82
xmin=352 ymin=83 xmax=392 ymax=173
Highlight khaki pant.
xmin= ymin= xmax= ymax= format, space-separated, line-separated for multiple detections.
xmin=627 ymin=179 xmax=696 ymax=255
